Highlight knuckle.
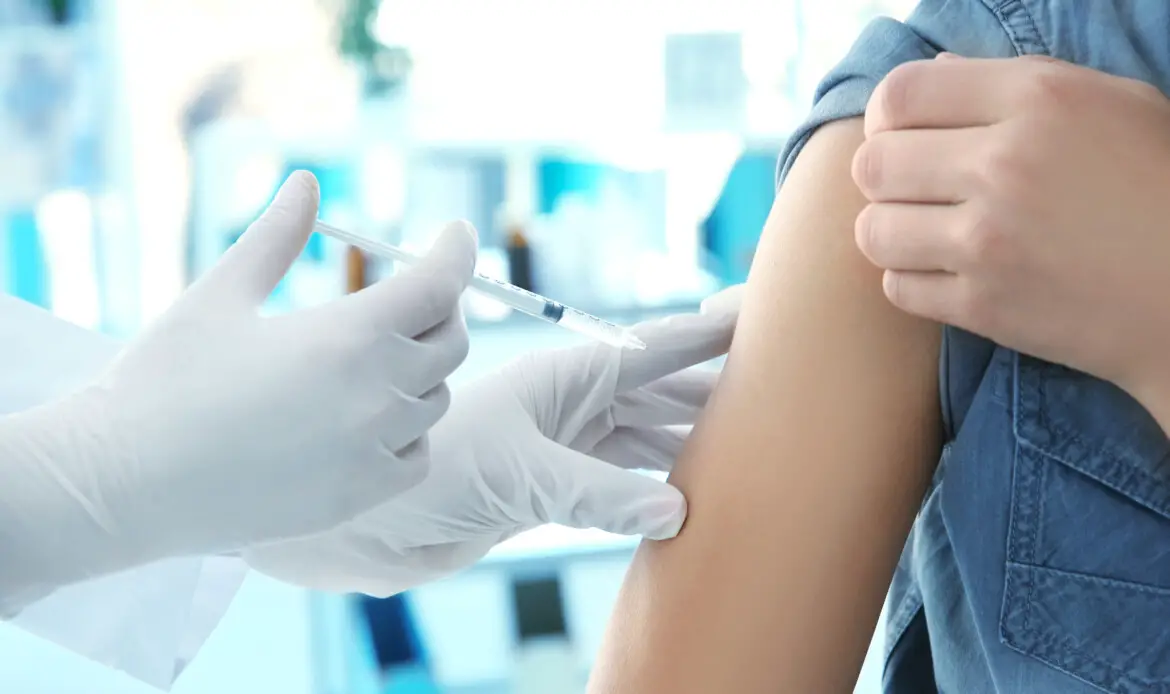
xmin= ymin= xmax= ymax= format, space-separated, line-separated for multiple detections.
xmin=961 ymin=213 xmax=1010 ymax=266
xmin=345 ymin=329 xmax=386 ymax=371
xmin=395 ymin=268 xmax=463 ymax=313
xmin=424 ymin=273 xmax=464 ymax=317
xmin=1019 ymin=61 xmax=1076 ymax=109
xmin=869 ymin=61 xmax=924 ymax=131
xmin=851 ymin=139 xmax=884 ymax=195
xmin=439 ymin=271 xmax=467 ymax=303
xmin=447 ymin=323 xmax=471 ymax=367
xmin=854 ymin=204 xmax=882 ymax=258
xmin=390 ymin=280 xmax=448 ymax=331
xmin=973 ymin=139 xmax=1024 ymax=190
xmin=395 ymin=434 xmax=431 ymax=465
xmin=1019 ymin=54 xmax=1061 ymax=67
xmin=313 ymin=322 xmax=373 ymax=366
xmin=1133 ymin=79 xmax=1165 ymax=100
xmin=422 ymin=382 xmax=452 ymax=421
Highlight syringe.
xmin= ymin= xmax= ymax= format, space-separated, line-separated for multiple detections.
xmin=314 ymin=221 xmax=647 ymax=350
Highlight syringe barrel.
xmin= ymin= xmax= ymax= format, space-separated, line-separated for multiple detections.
xmin=467 ymin=274 xmax=555 ymax=318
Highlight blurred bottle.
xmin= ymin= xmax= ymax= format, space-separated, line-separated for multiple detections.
xmin=354 ymin=594 xmax=439 ymax=694
xmin=511 ymin=577 xmax=580 ymax=694
xmin=346 ymin=245 xmax=367 ymax=294
xmin=504 ymin=218 xmax=534 ymax=293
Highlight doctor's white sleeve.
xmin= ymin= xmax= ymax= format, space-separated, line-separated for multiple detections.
xmin=0 ymin=294 xmax=248 ymax=690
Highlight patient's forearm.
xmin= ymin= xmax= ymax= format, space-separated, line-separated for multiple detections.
xmin=588 ymin=119 xmax=942 ymax=693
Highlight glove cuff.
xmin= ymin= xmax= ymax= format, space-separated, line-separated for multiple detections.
xmin=0 ymin=391 xmax=140 ymax=606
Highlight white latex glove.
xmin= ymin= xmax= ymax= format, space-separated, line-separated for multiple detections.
xmin=0 ymin=172 xmax=477 ymax=608
xmin=245 ymin=285 xmax=743 ymax=596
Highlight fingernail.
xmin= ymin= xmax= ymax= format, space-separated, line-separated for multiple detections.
xmin=936 ymin=52 xmax=961 ymax=60
xmin=277 ymin=170 xmax=318 ymax=200
xmin=261 ymin=171 xmax=318 ymax=223
xmin=643 ymin=496 xmax=687 ymax=541
xmin=700 ymin=284 xmax=745 ymax=316
xmin=447 ymin=219 xmax=478 ymax=244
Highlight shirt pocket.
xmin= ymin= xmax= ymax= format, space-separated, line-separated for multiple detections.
xmin=1003 ymin=355 xmax=1170 ymax=694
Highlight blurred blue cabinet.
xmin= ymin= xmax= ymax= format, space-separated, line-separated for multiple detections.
xmin=702 ymin=151 xmax=777 ymax=285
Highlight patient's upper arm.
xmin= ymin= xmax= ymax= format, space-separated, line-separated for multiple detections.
xmin=587 ymin=118 xmax=943 ymax=693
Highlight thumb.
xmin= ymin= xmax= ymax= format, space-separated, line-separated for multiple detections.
xmin=699 ymin=283 xmax=744 ymax=317
xmin=197 ymin=171 xmax=320 ymax=306
xmin=612 ymin=285 xmax=741 ymax=391
xmin=615 ymin=308 xmax=736 ymax=392
xmin=349 ymin=220 xmax=478 ymax=336
xmin=533 ymin=442 xmax=688 ymax=540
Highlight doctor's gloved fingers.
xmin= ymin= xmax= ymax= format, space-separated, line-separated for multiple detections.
xmin=397 ymin=538 xmax=499 ymax=577
xmin=245 ymin=538 xmax=385 ymax=593
xmin=195 ymin=171 xmax=320 ymax=307
xmin=589 ymin=426 xmax=689 ymax=472
xmin=407 ymin=307 xmax=471 ymax=392
xmin=343 ymin=440 xmax=432 ymax=512
xmin=537 ymin=443 xmax=687 ymax=539
xmin=345 ymin=540 xmax=502 ymax=596
xmin=330 ymin=535 xmax=447 ymax=597
xmin=372 ymin=384 xmax=451 ymax=454
xmin=612 ymin=369 xmax=720 ymax=428
xmin=249 ymin=537 xmax=419 ymax=598
xmin=341 ymin=221 xmax=477 ymax=336
xmin=371 ymin=310 xmax=469 ymax=397
xmin=699 ymin=283 xmax=745 ymax=317
xmin=616 ymin=310 xmax=737 ymax=392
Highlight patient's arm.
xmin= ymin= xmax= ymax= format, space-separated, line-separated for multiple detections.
xmin=587 ymin=118 xmax=943 ymax=693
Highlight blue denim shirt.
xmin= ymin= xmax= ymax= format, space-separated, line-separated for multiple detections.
xmin=775 ymin=3 xmax=1170 ymax=692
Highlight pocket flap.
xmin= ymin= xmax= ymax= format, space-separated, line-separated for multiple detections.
xmin=1014 ymin=357 xmax=1170 ymax=520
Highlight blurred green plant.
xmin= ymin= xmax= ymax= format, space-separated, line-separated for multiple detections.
xmin=336 ymin=0 xmax=381 ymax=63
xmin=330 ymin=0 xmax=412 ymax=96
xmin=38 ymin=0 xmax=71 ymax=24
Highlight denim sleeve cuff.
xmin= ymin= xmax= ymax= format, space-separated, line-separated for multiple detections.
xmin=775 ymin=1 xmax=1021 ymax=189
xmin=774 ymin=72 xmax=881 ymax=189
xmin=775 ymin=17 xmax=943 ymax=189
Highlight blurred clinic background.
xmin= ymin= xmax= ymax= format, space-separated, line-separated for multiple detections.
xmin=0 ymin=0 xmax=916 ymax=692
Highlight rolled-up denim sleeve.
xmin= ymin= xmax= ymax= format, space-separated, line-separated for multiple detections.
xmin=776 ymin=0 xmax=1024 ymax=188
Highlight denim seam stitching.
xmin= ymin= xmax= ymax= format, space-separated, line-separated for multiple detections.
xmin=976 ymin=0 xmax=1051 ymax=57
xmin=1008 ymin=360 xmax=1170 ymax=691
xmin=1007 ymin=564 xmax=1169 ymax=689
xmin=939 ymin=327 xmax=956 ymax=441
xmin=1010 ymin=617 xmax=1157 ymax=689
xmin=883 ymin=591 xmax=925 ymax=666
xmin=1021 ymin=437 xmax=1170 ymax=518
xmin=1009 ymin=562 xmax=1170 ymax=598
xmin=1002 ymin=630 xmax=1154 ymax=691
xmin=1018 ymin=360 xmax=1170 ymax=520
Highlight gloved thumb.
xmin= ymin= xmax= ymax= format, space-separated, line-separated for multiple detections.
xmin=195 ymin=171 xmax=320 ymax=306
xmin=351 ymin=220 xmax=478 ymax=336
xmin=534 ymin=442 xmax=688 ymax=540
xmin=699 ymin=283 xmax=744 ymax=318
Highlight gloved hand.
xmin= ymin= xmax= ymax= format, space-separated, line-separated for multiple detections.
xmin=0 ymin=172 xmax=477 ymax=607
xmin=244 ymin=285 xmax=742 ymax=596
